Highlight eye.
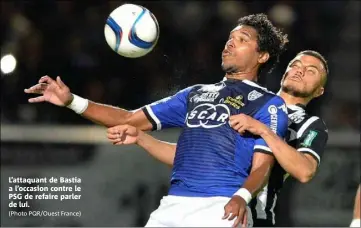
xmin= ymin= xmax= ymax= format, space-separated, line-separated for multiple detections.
xmin=307 ymin=69 xmax=316 ymax=74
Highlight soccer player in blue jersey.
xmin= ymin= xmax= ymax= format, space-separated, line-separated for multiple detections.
xmin=25 ymin=14 xmax=288 ymax=227
xmin=107 ymin=50 xmax=330 ymax=227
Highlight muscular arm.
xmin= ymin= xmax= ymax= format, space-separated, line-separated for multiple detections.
xmin=82 ymin=101 xmax=152 ymax=130
xmin=241 ymin=152 xmax=274 ymax=195
xmin=259 ymin=127 xmax=317 ymax=183
xmin=136 ymin=130 xmax=176 ymax=165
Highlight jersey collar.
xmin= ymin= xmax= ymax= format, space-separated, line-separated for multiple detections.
xmin=287 ymin=103 xmax=306 ymax=111
xmin=222 ymin=77 xmax=271 ymax=93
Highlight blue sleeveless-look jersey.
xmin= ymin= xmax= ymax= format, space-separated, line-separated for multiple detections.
xmin=142 ymin=79 xmax=288 ymax=197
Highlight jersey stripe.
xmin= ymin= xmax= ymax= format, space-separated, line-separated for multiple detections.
xmin=297 ymin=147 xmax=321 ymax=164
xmin=297 ymin=116 xmax=319 ymax=138
xmin=144 ymin=105 xmax=162 ymax=130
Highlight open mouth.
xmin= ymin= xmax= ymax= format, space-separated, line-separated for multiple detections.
xmin=222 ymin=50 xmax=231 ymax=57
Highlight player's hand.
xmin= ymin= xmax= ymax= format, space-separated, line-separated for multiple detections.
xmin=229 ymin=114 xmax=266 ymax=136
xmin=223 ymin=196 xmax=248 ymax=228
xmin=107 ymin=124 xmax=139 ymax=145
xmin=24 ymin=76 xmax=73 ymax=106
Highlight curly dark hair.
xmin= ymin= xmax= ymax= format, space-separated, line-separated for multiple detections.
xmin=238 ymin=13 xmax=289 ymax=74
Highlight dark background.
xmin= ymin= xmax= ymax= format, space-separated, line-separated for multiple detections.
xmin=1 ymin=0 xmax=360 ymax=227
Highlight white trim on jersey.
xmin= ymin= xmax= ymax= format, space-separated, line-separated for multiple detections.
xmin=297 ymin=147 xmax=321 ymax=164
xmin=270 ymin=193 xmax=277 ymax=225
xmin=254 ymin=145 xmax=272 ymax=153
xmin=145 ymin=105 xmax=162 ymax=130
xmin=287 ymin=104 xmax=304 ymax=111
xmin=255 ymin=185 xmax=268 ymax=220
xmin=242 ymin=80 xmax=275 ymax=94
xmin=296 ymin=116 xmax=319 ymax=138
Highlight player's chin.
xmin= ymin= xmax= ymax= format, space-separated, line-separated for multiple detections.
xmin=221 ymin=62 xmax=236 ymax=73
xmin=282 ymin=84 xmax=310 ymax=97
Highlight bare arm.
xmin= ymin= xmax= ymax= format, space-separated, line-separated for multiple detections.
xmin=260 ymin=127 xmax=317 ymax=183
xmin=223 ymin=152 xmax=275 ymax=227
xmin=229 ymin=113 xmax=325 ymax=183
xmin=107 ymin=124 xmax=176 ymax=165
xmin=25 ymin=76 xmax=153 ymax=130
xmin=136 ymin=130 xmax=176 ymax=165
xmin=241 ymin=152 xmax=274 ymax=195
xmin=83 ymin=101 xmax=152 ymax=129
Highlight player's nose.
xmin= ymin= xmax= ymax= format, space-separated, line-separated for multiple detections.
xmin=226 ymin=39 xmax=235 ymax=49
xmin=295 ymin=68 xmax=304 ymax=77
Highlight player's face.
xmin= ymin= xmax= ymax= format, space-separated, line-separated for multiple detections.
xmin=221 ymin=25 xmax=263 ymax=73
xmin=281 ymin=54 xmax=326 ymax=98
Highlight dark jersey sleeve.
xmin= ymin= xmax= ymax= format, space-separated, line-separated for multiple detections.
xmin=295 ymin=117 xmax=328 ymax=165
xmin=142 ymin=86 xmax=193 ymax=130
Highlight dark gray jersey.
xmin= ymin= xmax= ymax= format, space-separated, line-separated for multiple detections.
xmin=251 ymin=104 xmax=328 ymax=226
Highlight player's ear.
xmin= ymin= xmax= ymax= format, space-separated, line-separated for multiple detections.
xmin=314 ymin=86 xmax=324 ymax=98
xmin=258 ymin=52 xmax=270 ymax=64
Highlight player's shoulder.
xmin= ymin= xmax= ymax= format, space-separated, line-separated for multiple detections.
xmin=307 ymin=115 xmax=328 ymax=132
xmin=299 ymin=113 xmax=328 ymax=138
xmin=192 ymin=81 xmax=227 ymax=93
xmin=241 ymin=79 xmax=275 ymax=95
xmin=240 ymin=80 xmax=285 ymax=104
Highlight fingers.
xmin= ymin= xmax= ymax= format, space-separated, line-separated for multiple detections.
xmin=230 ymin=121 xmax=247 ymax=135
xmin=242 ymin=210 xmax=248 ymax=228
xmin=56 ymin=76 xmax=66 ymax=88
xmin=125 ymin=125 xmax=138 ymax=136
xmin=229 ymin=114 xmax=246 ymax=122
xmin=107 ymin=131 xmax=124 ymax=145
xmin=39 ymin=75 xmax=55 ymax=84
xmin=111 ymin=138 xmax=123 ymax=145
xmin=107 ymin=132 xmax=120 ymax=140
xmin=223 ymin=204 xmax=238 ymax=221
xmin=28 ymin=96 xmax=46 ymax=103
xmin=24 ymin=83 xmax=48 ymax=94
xmin=107 ymin=125 xmax=127 ymax=135
xmin=231 ymin=122 xmax=242 ymax=130
xmin=237 ymin=126 xmax=247 ymax=135
xmin=229 ymin=115 xmax=244 ymax=127
xmin=233 ymin=216 xmax=242 ymax=228
xmin=107 ymin=125 xmax=131 ymax=145
xmin=222 ymin=207 xmax=231 ymax=220
xmin=233 ymin=208 xmax=245 ymax=228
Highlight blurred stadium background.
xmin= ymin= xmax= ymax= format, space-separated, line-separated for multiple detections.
xmin=1 ymin=1 xmax=360 ymax=227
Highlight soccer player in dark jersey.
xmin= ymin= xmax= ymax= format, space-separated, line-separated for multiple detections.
xmin=25 ymin=14 xmax=288 ymax=227
xmin=106 ymin=50 xmax=330 ymax=227
xmin=227 ymin=50 xmax=329 ymax=226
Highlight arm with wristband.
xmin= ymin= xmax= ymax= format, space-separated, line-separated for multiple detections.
xmin=223 ymin=96 xmax=289 ymax=228
xmin=24 ymin=76 xmax=159 ymax=130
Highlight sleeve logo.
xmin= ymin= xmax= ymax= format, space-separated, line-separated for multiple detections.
xmin=300 ymin=130 xmax=318 ymax=147
xmin=248 ymin=90 xmax=263 ymax=101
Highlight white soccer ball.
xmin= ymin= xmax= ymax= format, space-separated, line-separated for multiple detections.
xmin=104 ymin=4 xmax=160 ymax=58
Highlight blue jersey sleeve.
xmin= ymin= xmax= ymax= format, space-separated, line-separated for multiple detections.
xmin=253 ymin=96 xmax=288 ymax=154
xmin=142 ymin=87 xmax=193 ymax=130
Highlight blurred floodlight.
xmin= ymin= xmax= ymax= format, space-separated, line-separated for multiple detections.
xmin=1 ymin=54 xmax=17 ymax=74
xmin=269 ymin=4 xmax=296 ymax=27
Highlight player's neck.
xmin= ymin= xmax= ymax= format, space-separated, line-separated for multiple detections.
xmin=278 ymin=90 xmax=311 ymax=106
xmin=224 ymin=71 xmax=258 ymax=82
